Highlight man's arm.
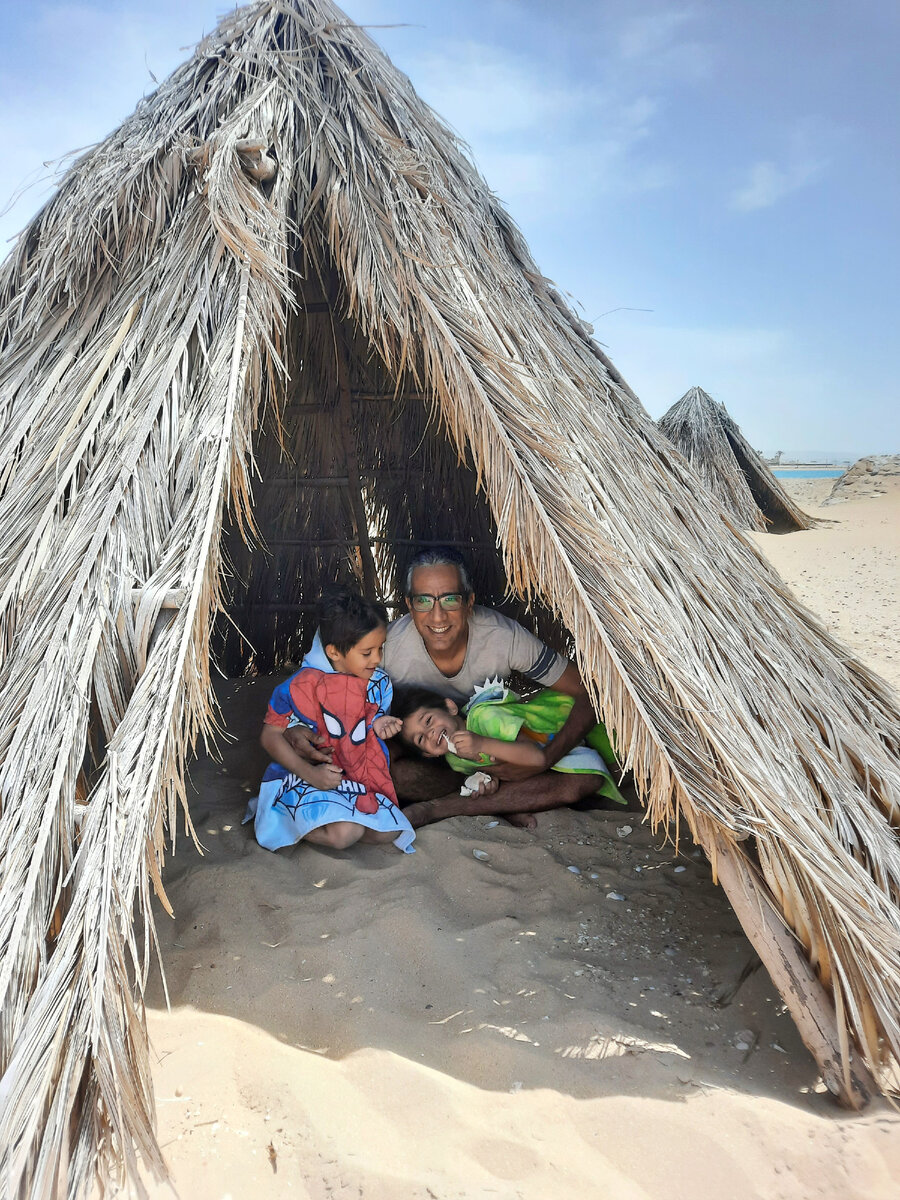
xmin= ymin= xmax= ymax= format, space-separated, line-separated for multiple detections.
xmin=540 ymin=662 xmax=597 ymax=765
xmin=490 ymin=662 xmax=596 ymax=781
xmin=260 ymin=724 xmax=343 ymax=790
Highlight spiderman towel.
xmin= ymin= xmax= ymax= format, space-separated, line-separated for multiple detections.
xmin=244 ymin=634 xmax=416 ymax=852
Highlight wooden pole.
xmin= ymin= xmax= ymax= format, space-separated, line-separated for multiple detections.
xmin=706 ymin=828 xmax=876 ymax=1109
xmin=280 ymin=394 xmax=423 ymax=415
xmin=130 ymin=588 xmax=186 ymax=610
xmin=234 ymin=600 xmax=405 ymax=613
xmin=331 ymin=314 xmax=379 ymax=600
xmin=265 ymin=537 xmax=498 ymax=549
xmin=265 ymin=468 xmax=428 ymax=487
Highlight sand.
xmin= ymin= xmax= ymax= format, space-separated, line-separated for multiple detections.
xmin=141 ymin=475 xmax=900 ymax=1199
xmin=753 ymin=474 xmax=900 ymax=693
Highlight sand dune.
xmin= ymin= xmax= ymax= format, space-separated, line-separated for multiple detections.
xmin=142 ymin=477 xmax=900 ymax=1199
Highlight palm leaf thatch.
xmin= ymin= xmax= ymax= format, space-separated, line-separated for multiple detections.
xmin=1 ymin=1 xmax=899 ymax=1194
xmin=658 ymin=385 xmax=813 ymax=532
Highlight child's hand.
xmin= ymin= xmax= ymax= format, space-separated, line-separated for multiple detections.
xmin=450 ymin=730 xmax=493 ymax=763
xmin=304 ymin=762 xmax=344 ymax=791
xmin=373 ymin=714 xmax=402 ymax=740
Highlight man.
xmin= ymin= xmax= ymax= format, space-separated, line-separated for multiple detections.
xmin=381 ymin=548 xmax=605 ymax=828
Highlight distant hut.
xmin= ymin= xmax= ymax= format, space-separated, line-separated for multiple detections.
xmin=1 ymin=3 xmax=899 ymax=1196
xmin=659 ymin=386 xmax=813 ymax=532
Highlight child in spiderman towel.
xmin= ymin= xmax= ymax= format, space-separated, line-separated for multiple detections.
xmin=244 ymin=586 xmax=416 ymax=853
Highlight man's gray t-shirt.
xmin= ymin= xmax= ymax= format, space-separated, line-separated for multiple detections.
xmin=383 ymin=605 xmax=567 ymax=705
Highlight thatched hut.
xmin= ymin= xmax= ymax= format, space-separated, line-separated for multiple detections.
xmin=658 ymin=385 xmax=813 ymax=532
xmin=1 ymin=1 xmax=899 ymax=1194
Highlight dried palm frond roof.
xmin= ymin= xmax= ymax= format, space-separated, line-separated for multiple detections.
xmin=658 ymin=385 xmax=813 ymax=532
xmin=1 ymin=0 xmax=899 ymax=1194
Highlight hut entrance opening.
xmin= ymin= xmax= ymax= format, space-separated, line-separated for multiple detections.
xmin=218 ymin=265 xmax=568 ymax=675
xmin=721 ymin=427 xmax=798 ymax=534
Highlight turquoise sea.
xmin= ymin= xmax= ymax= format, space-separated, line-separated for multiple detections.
xmin=774 ymin=469 xmax=844 ymax=479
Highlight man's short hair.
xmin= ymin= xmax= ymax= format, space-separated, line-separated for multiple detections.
xmin=403 ymin=546 xmax=474 ymax=598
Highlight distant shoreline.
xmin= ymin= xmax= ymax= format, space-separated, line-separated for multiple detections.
xmin=767 ymin=461 xmax=848 ymax=471
xmin=774 ymin=468 xmax=844 ymax=479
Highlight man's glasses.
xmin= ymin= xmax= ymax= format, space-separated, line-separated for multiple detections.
xmin=410 ymin=592 xmax=464 ymax=612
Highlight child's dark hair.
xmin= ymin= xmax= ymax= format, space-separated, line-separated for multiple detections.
xmin=317 ymin=585 xmax=387 ymax=654
xmin=391 ymin=686 xmax=450 ymax=725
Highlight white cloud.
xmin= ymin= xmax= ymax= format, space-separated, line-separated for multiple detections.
xmin=731 ymin=158 xmax=826 ymax=212
xmin=617 ymin=7 xmax=713 ymax=83
xmin=601 ymin=321 xmax=790 ymax=404
xmin=619 ymin=9 xmax=694 ymax=59
xmin=731 ymin=121 xmax=832 ymax=212
xmin=414 ymin=43 xmax=598 ymax=139
xmin=411 ymin=41 xmax=672 ymax=216
xmin=596 ymin=318 xmax=879 ymax=455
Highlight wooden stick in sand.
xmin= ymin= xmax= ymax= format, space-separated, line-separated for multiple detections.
xmin=707 ymin=829 xmax=876 ymax=1110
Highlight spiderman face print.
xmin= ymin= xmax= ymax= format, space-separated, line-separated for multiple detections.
xmin=287 ymin=670 xmax=397 ymax=813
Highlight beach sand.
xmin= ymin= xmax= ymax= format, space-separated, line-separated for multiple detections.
xmin=752 ymin=475 xmax=900 ymax=693
xmin=142 ymin=475 xmax=900 ymax=1199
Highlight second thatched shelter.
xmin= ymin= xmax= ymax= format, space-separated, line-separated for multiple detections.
xmin=658 ymin=385 xmax=813 ymax=532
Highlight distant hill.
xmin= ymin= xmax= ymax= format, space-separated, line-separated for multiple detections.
xmin=825 ymin=455 xmax=900 ymax=503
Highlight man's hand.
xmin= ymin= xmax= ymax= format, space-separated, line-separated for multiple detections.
xmin=283 ymin=724 xmax=332 ymax=763
xmin=469 ymin=774 xmax=499 ymax=797
xmin=303 ymin=762 xmax=344 ymax=791
xmin=372 ymin=714 xmax=402 ymax=740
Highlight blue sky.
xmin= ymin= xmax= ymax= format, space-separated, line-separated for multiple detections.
xmin=1 ymin=0 xmax=897 ymax=459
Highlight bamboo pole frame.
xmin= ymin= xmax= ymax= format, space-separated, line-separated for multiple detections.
xmin=706 ymin=828 xmax=876 ymax=1109
xmin=336 ymin=340 xmax=379 ymax=596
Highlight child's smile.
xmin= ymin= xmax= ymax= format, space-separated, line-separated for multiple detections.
xmin=402 ymin=705 xmax=462 ymax=756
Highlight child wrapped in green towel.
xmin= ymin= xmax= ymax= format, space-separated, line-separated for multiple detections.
xmin=393 ymin=678 xmax=625 ymax=805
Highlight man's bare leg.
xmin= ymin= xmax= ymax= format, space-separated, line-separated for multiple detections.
xmin=391 ymin=755 xmax=536 ymax=828
xmin=401 ymin=771 xmax=602 ymax=830
xmin=391 ymin=755 xmax=459 ymax=802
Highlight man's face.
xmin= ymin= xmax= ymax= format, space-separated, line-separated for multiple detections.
xmin=406 ymin=564 xmax=474 ymax=659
